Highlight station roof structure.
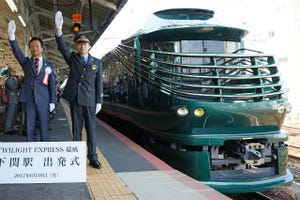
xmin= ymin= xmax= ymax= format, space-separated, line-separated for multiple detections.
xmin=0 ymin=0 xmax=127 ymax=78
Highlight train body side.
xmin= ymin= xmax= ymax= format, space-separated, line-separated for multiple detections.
xmin=100 ymin=8 xmax=293 ymax=193
xmin=102 ymin=85 xmax=292 ymax=193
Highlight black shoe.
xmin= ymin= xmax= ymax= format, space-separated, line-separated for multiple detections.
xmin=89 ymin=160 xmax=101 ymax=169
xmin=4 ymin=130 xmax=14 ymax=135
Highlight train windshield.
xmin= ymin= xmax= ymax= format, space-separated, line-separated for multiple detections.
xmin=146 ymin=40 xmax=241 ymax=54
xmin=143 ymin=40 xmax=242 ymax=66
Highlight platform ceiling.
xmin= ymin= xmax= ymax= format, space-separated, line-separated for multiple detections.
xmin=0 ymin=0 xmax=127 ymax=80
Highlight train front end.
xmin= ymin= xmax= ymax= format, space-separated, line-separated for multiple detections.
xmin=139 ymin=49 xmax=293 ymax=193
xmin=101 ymin=8 xmax=293 ymax=193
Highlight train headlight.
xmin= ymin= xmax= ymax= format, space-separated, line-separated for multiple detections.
xmin=176 ymin=106 xmax=189 ymax=117
xmin=277 ymin=104 xmax=285 ymax=114
xmin=194 ymin=107 xmax=205 ymax=117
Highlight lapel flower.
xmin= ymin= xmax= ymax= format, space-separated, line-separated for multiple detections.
xmin=45 ymin=67 xmax=52 ymax=74
xmin=42 ymin=67 xmax=52 ymax=85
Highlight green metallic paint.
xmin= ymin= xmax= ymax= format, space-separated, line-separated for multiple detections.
xmin=151 ymin=142 xmax=211 ymax=181
xmin=204 ymin=169 xmax=293 ymax=193
xmin=100 ymin=8 xmax=292 ymax=193
xmin=277 ymin=146 xmax=289 ymax=175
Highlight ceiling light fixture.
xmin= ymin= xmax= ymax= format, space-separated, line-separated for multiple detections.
xmin=5 ymin=0 xmax=18 ymax=13
xmin=18 ymin=15 xmax=26 ymax=27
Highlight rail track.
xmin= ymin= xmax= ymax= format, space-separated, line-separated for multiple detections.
xmin=288 ymin=145 xmax=300 ymax=162
xmin=282 ymin=125 xmax=300 ymax=161
xmin=282 ymin=125 xmax=300 ymax=136
xmin=227 ymin=192 xmax=274 ymax=200
xmin=253 ymin=192 xmax=274 ymax=200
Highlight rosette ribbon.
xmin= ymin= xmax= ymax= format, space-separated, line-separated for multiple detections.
xmin=42 ymin=67 xmax=52 ymax=86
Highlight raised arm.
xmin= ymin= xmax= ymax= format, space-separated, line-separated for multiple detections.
xmin=55 ymin=11 xmax=71 ymax=64
xmin=8 ymin=20 xmax=26 ymax=65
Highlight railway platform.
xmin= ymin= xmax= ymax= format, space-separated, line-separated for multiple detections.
xmin=0 ymin=101 xmax=230 ymax=200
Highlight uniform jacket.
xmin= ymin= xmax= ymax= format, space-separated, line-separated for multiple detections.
xmin=9 ymin=40 xmax=56 ymax=107
xmin=5 ymin=76 xmax=19 ymax=104
xmin=55 ymin=34 xmax=103 ymax=106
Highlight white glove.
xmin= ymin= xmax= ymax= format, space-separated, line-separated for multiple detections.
xmin=55 ymin=11 xmax=63 ymax=30
xmin=8 ymin=20 xmax=16 ymax=41
xmin=49 ymin=103 xmax=55 ymax=112
xmin=95 ymin=103 xmax=102 ymax=114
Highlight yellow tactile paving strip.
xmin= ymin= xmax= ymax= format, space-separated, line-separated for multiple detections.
xmin=61 ymin=101 xmax=137 ymax=200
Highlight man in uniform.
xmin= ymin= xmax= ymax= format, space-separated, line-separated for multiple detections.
xmin=4 ymin=67 xmax=19 ymax=134
xmin=55 ymin=11 xmax=103 ymax=169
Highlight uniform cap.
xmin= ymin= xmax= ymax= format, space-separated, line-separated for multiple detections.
xmin=74 ymin=34 xmax=91 ymax=43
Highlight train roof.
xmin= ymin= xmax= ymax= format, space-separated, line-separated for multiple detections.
xmin=122 ymin=8 xmax=248 ymax=43
xmin=154 ymin=8 xmax=214 ymax=20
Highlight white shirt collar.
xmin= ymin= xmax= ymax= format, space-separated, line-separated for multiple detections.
xmin=81 ymin=54 xmax=88 ymax=59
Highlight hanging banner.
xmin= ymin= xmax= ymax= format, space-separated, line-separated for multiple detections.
xmin=0 ymin=141 xmax=86 ymax=184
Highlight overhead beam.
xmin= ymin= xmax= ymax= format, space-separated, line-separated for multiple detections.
xmin=90 ymin=0 xmax=116 ymax=10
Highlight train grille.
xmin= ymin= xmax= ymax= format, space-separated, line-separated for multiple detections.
xmin=108 ymin=44 xmax=285 ymax=102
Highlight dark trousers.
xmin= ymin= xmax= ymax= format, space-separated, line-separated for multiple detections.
xmin=5 ymin=103 xmax=18 ymax=132
xmin=24 ymin=96 xmax=50 ymax=141
xmin=70 ymin=101 xmax=97 ymax=161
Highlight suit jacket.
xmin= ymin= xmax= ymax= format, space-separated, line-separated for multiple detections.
xmin=5 ymin=76 xmax=19 ymax=104
xmin=9 ymin=40 xmax=56 ymax=107
xmin=55 ymin=34 xmax=103 ymax=106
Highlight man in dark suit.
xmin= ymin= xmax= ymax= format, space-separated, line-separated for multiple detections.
xmin=4 ymin=66 xmax=19 ymax=134
xmin=55 ymin=11 xmax=103 ymax=169
xmin=8 ymin=20 xmax=56 ymax=142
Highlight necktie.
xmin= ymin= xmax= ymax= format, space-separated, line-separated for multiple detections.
xmin=81 ymin=56 xmax=87 ymax=65
xmin=35 ymin=58 xmax=39 ymax=74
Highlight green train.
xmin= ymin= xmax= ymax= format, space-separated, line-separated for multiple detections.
xmin=99 ymin=8 xmax=293 ymax=193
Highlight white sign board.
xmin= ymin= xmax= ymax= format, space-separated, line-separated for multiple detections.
xmin=0 ymin=141 xmax=86 ymax=184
